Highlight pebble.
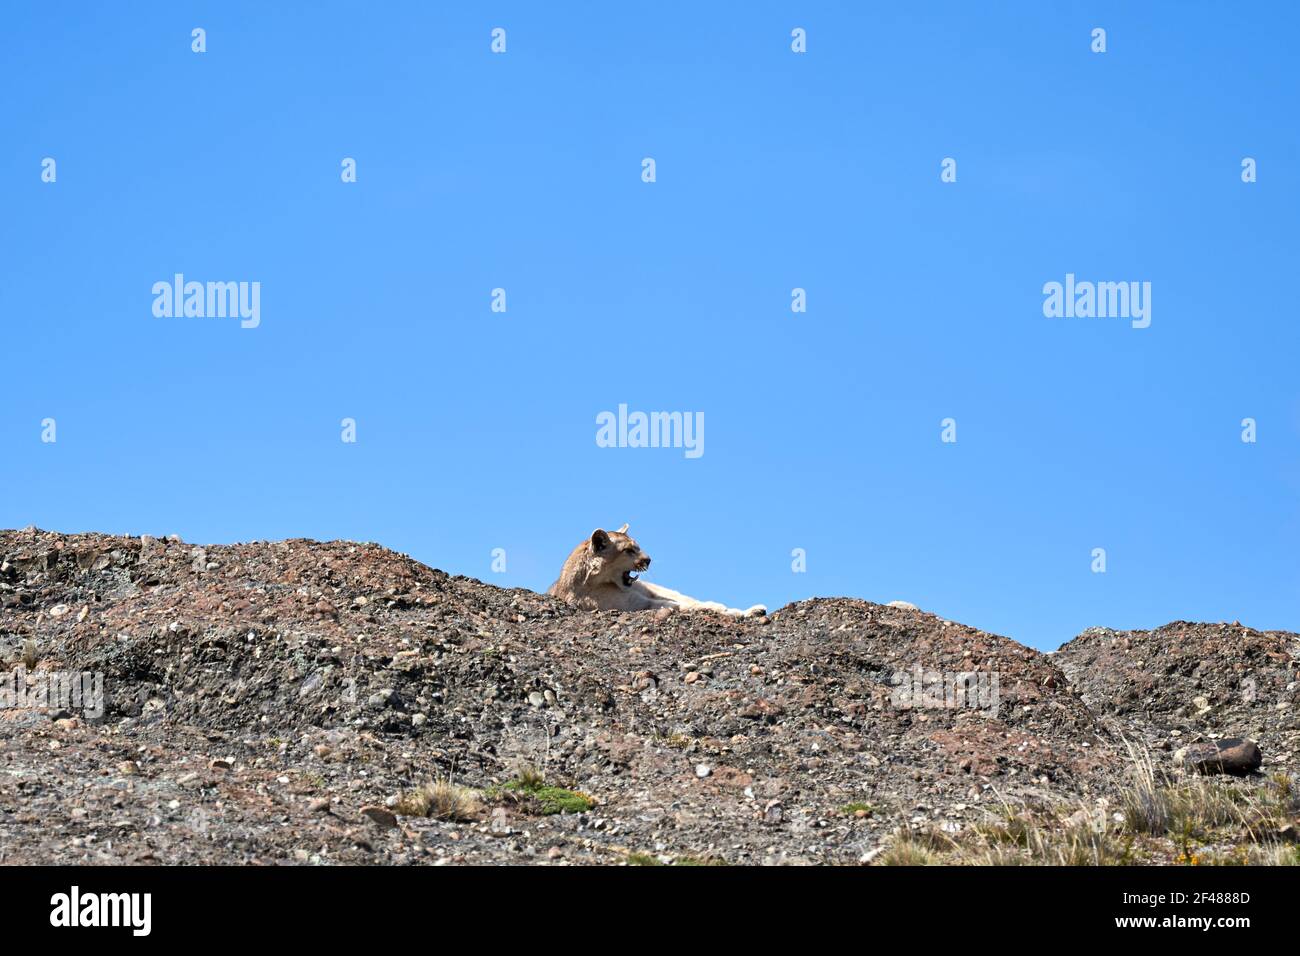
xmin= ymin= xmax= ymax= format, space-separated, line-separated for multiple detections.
xmin=366 ymin=689 xmax=396 ymax=709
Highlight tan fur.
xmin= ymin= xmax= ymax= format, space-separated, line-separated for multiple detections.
xmin=547 ymin=524 xmax=766 ymax=618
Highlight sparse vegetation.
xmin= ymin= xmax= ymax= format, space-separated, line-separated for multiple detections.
xmin=394 ymin=778 xmax=482 ymax=821
xmin=876 ymin=808 xmax=1125 ymax=867
xmin=962 ymin=813 xmax=1123 ymax=866
xmin=1117 ymin=744 xmax=1298 ymax=846
xmin=514 ymin=764 xmax=545 ymax=791
xmin=1119 ymin=745 xmax=1172 ymax=834
xmin=869 ymin=750 xmax=1300 ymax=866
xmin=878 ymin=828 xmax=951 ymax=866
xmin=840 ymin=802 xmax=874 ymax=817
xmin=489 ymin=767 xmax=594 ymax=815
xmin=510 ymin=783 xmax=593 ymax=814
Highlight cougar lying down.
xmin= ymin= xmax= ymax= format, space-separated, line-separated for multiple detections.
xmin=548 ymin=525 xmax=767 ymax=618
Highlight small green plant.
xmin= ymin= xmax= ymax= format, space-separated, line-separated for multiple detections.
xmin=626 ymin=852 xmax=661 ymax=866
xmin=840 ymin=802 xmax=874 ymax=817
xmin=514 ymin=783 xmax=593 ymax=814
xmin=493 ymin=768 xmax=594 ymax=815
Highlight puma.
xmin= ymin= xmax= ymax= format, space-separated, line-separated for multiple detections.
xmin=547 ymin=525 xmax=766 ymax=618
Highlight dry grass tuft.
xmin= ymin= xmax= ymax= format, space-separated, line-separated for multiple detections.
xmin=876 ymin=825 xmax=961 ymax=865
xmin=394 ymin=778 xmax=482 ymax=822
xmin=514 ymin=764 xmax=546 ymax=791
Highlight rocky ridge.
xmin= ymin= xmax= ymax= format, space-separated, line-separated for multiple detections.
xmin=0 ymin=528 xmax=1295 ymax=864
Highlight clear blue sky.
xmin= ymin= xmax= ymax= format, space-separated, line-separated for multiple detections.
xmin=3 ymin=2 xmax=1297 ymax=649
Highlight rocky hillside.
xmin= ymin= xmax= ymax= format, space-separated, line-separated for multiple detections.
xmin=0 ymin=528 xmax=1295 ymax=865
xmin=1054 ymin=623 xmax=1300 ymax=776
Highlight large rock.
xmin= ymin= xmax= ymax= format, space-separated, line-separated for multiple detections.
xmin=1181 ymin=738 xmax=1263 ymax=776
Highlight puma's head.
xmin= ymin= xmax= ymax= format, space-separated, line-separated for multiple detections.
xmin=588 ymin=523 xmax=651 ymax=589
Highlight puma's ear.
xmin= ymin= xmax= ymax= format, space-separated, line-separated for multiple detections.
xmin=615 ymin=524 xmax=629 ymax=534
xmin=590 ymin=529 xmax=611 ymax=553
